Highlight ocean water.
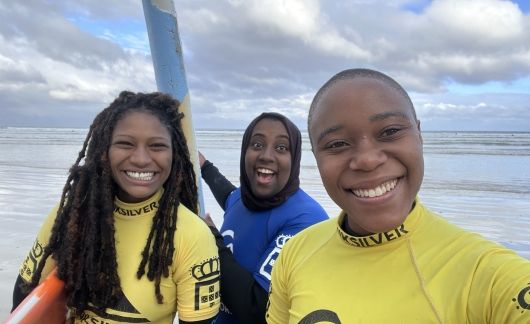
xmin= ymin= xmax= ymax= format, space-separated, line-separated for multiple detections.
xmin=198 ymin=129 xmax=530 ymax=257
xmin=0 ymin=128 xmax=529 ymax=315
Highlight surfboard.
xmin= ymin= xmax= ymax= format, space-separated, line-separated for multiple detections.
xmin=142 ymin=0 xmax=206 ymax=215
xmin=4 ymin=268 xmax=67 ymax=324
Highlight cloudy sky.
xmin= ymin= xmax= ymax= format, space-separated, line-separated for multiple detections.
xmin=1 ymin=0 xmax=529 ymax=131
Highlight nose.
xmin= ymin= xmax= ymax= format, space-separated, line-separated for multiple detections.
xmin=349 ymin=138 xmax=386 ymax=171
xmin=130 ymin=146 xmax=152 ymax=166
xmin=258 ymin=145 xmax=274 ymax=162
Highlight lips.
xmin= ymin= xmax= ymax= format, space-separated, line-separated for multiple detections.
xmin=256 ymin=167 xmax=275 ymax=184
xmin=125 ymin=171 xmax=155 ymax=181
xmin=351 ymin=178 xmax=398 ymax=198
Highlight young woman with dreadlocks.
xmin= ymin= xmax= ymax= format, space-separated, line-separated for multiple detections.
xmin=198 ymin=112 xmax=328 ymax=324
xmin=11 ymin=91 xmax=220 ymax=323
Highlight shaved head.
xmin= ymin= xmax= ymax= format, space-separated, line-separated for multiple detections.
xmin=308 ymin=68 xmax=416 ymax=143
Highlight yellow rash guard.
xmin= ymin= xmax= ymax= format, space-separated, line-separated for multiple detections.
xmin=266 ymin=200 xmax=530 ymax=324
xmin=19 ymin=190 xmax=220 ymax=323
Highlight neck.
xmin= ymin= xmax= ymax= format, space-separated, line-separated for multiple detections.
xmin=341 ymin=216 xmax=368 ymax=237
xmin=340 ymin=200 xmax=417 ymax=237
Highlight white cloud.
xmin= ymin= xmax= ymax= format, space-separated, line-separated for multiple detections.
xmin=425 ymin=0 xmax=524 ymax=46
xmin=230 ymin=0 xmax=369 ymax=59
xmin=0 ymin=0 xmax=529 ymax=131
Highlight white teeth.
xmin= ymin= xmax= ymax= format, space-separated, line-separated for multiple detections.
xmin=126 ymin=171 xmax=154 ymax=181
xmin=257 ymin=168 xmax=274 ymax=174
xmin=352 ymin=179 xmax=398 ymax=198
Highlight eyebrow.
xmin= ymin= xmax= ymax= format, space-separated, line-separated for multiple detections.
xmin=369 ymin=111 xmax=409 ymax=122
xmin=316 ymin=125 xmax=343 ymax=144
xmin=251 ymin=133 xmax=290 ymax=140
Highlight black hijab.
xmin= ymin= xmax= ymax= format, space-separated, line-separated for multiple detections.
xmin=240 ymin=112 xmax=302 ymax=211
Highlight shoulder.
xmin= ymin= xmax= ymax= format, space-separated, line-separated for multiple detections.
xmin=274 ymin=217 xmax=337 ymax=273
xmin=416 ymin=203 xmax=512 ymax=257
xmin=286 ymin=188 xmax=319 ymax=204
xmin=282 ymin=217 xmax=336 ymax=253
xmin=418 ymin=204 xmax=483 ymax=240
xmin=175 ymin=204 xmax=212 ymax=239
xmin=173 ymin=204 xmax=218 ymax=265
xmin=280 ymin=189 xmax=326 ymax=212
xmin=225 ymin=187 xmax=242 ymax=208
xmin=41 ymin=203 xmax=62 ymax=232
xmin=273 ymin=189 xmax=328 ymax=223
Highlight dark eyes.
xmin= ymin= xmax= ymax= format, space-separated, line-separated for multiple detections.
xmin=249 ymin=142 xmax=289 ymax=152
xmin=113 ymin=140 xmax=133 ymax=147
xmin=251 ymin=142 xmax=263 ymax=149
xmin=150 ymin=143 xmax=170 ymax=149
xmin=325 ymin=141 xmax=348 ymax=149
xmin=322 ymin=126 xmax=406 ymax=151
xmin=112 ymin=141 xmax=169 ymax=150
xmin=380 ymin=127 xmax=403 ymax=139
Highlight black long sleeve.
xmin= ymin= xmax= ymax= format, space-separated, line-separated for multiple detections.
xmin=201 ymin=160 xmax=237 ymax=210
xmin=12 ymin=275 xmax=29 ymax=312
xmin=208 ymin=225 xmax=268 ymax=324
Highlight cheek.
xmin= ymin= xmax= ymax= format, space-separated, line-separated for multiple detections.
xmin=278 ymin=157 xmax=292 ymax=186
xmin=316 ymin=157 xmax=338 ymax=185
xmin=412 ymin=153 xmax=424 ymax=182
xmin=282 ymin=156 xmax=292 ymax=173
xmin=244 ymin=151 xmax=254 ymax=176
xmin=163 ymin=155 xmax=173 ymax=174
xmin=408 ymin=143 xmax=424 ymax=172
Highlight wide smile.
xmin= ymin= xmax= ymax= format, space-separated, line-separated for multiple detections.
xmin=125 ymin=171 xmax=156 ymax=182
xmin=256 ymin=167 xmax=275 ymax=184
xmin=350 ymin=178 xmax=399 ymax=198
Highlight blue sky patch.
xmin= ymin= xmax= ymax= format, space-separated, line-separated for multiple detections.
xmin=66 ymin=15 xmax=150 ymax=54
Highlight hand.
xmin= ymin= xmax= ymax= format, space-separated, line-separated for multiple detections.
xmin=198 ymin=151 xmax=206 ymax=167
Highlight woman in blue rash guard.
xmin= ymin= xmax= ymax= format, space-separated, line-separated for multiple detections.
xmin=199 ymin=112 xmax=328 ymax=324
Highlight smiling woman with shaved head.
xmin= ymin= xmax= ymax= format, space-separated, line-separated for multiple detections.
xmin=266 ymin=68 xmax=530 ymax=324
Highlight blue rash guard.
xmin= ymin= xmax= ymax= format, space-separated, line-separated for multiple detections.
xmin=215 ymin=188 xmax=328 ymax=324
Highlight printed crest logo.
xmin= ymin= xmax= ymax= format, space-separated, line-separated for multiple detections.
xmin=259 ymin=234 xmax=293 ymax=281
xmin=191 ymin=257 xmax=220 ymax=311
xmin=275 ymin=234 xmax=292 ymax=248
xmin=191 ymin=257 xmax=220 ymax=281
xmin=21 ymin=239 xmax=44 ymax=278
xmin=31 ymin=239 xmax=44 ymax=257
xmin=512 ymin=283 xmax=530 ymax=314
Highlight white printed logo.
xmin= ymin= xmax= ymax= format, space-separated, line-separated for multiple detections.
xmin=259 ymin=234 xmax=292 ymax=280
xmin=221 ymin=229 xmax=234 ymax=253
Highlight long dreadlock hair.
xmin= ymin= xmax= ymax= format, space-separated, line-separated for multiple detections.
xmin=27 ymin=91 xmax=198 ymax=313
